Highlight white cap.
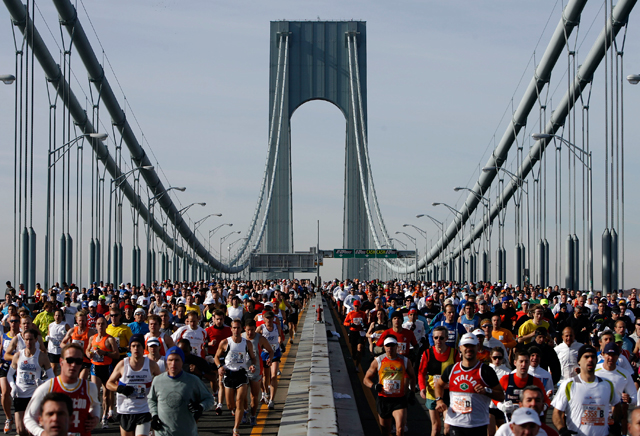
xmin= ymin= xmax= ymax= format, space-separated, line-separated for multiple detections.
xmin=204 ymin=297 xmax=215 ymax=305
xmin=134 ymin=308 xmax=145 ymax=315
xmin=88 ymin=301 xmax=98 ymax=308
xmin=510 ymin=407 xmax=541 ymax=426
xmin=472 ymin=328 xmax=485 ymax=337
xmin=459 ymin=333 xmax=479 ymax=347
xmin=383 ymin=336 xmax=398 ymax=346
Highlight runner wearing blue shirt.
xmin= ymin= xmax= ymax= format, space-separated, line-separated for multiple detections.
xmin=428 ymin=304 xmax=467 ymax=348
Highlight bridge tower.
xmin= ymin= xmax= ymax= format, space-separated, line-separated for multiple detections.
xmin=266 ymin=21 xmax=370 ymax=279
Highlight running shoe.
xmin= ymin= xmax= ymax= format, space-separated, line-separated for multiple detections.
xmin=241 ymin=410 xmax=249 ymax=424
xmin=101 ymin=418 xmax=108 ymax=429
xmin=232 ymin=429 xmax=240 ymax=436
xmin=215 ymin=404 xmax=223 ymax=416
xmin=231 ymin=409 xmax=235 ymax=417
xmin=261 ymin=392 xmax=268 ymax=404
xmin=268 ymin=400 xmax=275 ymax=410
xmin=250 ymin=416 xmax=257 ymax=426
xmin=3 ymin=419 xmax=11 ymax=434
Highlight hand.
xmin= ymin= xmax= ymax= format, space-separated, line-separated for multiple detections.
xmin=84 ymin=415 xmax=99 ymax=431
xmin=249 ymin=365 xmax=256 ymax=373
xmin=266 ymin=358 xmax=273 ymax=366
xmin=188 ymin=401 xmax=204 ymax=420
xmin=150 ymin=415 xmax=164 ymax=431
xmin=435 ymin=399 xmax=447 ymax=414
xmin=218 ymin=366 xmax=226 ymax=377
xmin=473 ymin=384 xmax=486 ymax=394
xmin=622 ymin=392 xmax=631 ymax=403
xmin=116 ymin=385 xmax=135 ymax=397
xmin=420 ymin=389 xmax=426 ymax=399
xmin=374 ymin=383 xmax=383 ymax=393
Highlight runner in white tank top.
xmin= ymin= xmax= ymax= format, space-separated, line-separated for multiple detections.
xmin=256 ymin=311 xmax=283 ymax=410
xmin=105 ymin=334 xmax=161 ymax=436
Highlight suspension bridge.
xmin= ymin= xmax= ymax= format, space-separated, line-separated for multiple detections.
xmin=0 ymin=0 xmax=639 ymax=292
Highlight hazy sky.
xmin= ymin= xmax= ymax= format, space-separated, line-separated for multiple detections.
xmin=1 ymin=0 xmax=640 ymax=288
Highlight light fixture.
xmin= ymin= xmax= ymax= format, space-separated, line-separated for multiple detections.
xmin=0 ymin=74 xmax=15 ymax=85
xmin=627 ymin=74 xmax=640 ymax=85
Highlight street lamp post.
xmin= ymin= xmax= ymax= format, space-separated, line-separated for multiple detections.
xmin=45 ymin=133 xmax=108 ymax=288
xmin=531 ymin=133 xmax=593 ymax=292
xmin=417 ymin=214 xmax=445 ymax=281
xmin=220 ymin=231 xmax=241 ymax=278
xmin=432 ymin=203 xmax=464 ymax=282
xmin=403 ymin=224 xmax=427 ymax=281
xmin=209 ymin=223 xmax=233 ymax=254
xmin=396 ymin=231 xmax=418 ymax=281
xmin=107 ymin=165 xmax=153 ymax=286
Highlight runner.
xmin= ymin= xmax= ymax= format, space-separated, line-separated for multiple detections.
xmin=0 ymin=313 xmax=20 ymax=434
xmin=214 ymin=319 xmax=257 ymax=436
xmin=46 ymin=309 xmax=70 ymax=375
xmin=23 ymin=343 xmax=100 ymax=436
xmin=256 ymin=310 xmax=284 ymax=410
xmin=172 ymin=312 xmax=208 ymax=359
xmin=106 ymin=334 xmax=161 ymax=436
xmin=7 ymin=329 xmax=52 ymax=436
xmin=37 ymin=392 xmax=73 ymax=436
xmin=145 ymin=338 xmax=167 ymax=373
xmin=595 ymin=342 xmax=637 ymax=436
xmin=343 ymin=299 xmax=367 ymax=370
xmin=148 ymin=346 xmax=214 ymax=436
xmin=205 ymin=310 xmax=232 ymax=411
xmin=418 ymin=326 xmax=459 ymax=436
xmin=495 ymin=407 xmax=543 ymax=436
xmin=553 ymin=327 xmax=583 ymax=382
xmin=144 ymin=314 xmax=175 ymax=356
xmin=86 ymin=317 xmax=119 ymax=428
xmin=551 ymin=344 xmax=621 ymax=436
xmin=363 ymin=336 xmax=417 ymax=436
xmin=376 ymin=311 xmax=418 ymax=358
xmin=60 ymin=311 xmax=95 ymax=380
xmin=242 ymin=320 xmax=273 ymax=426
xmin=435 ymin=333 xmax=504 ymax=436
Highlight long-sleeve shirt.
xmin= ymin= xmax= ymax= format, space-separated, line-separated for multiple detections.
xmin=148 ymin=371 xmax=214 ymax=436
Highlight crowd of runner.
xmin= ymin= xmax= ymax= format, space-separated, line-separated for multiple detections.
xmin=328 ymin=279 xmax=640 ymax=436
xmin=0 ymin=279 xmax=311 ymax=436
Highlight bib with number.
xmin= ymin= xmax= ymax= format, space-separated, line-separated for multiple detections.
xmin=383 ymin=379 xmax=401 ymax=395
xmin=581 ymin=404 xmax=606 ymax=426
xmin=451 ymin=393 xmax=473 ymax=414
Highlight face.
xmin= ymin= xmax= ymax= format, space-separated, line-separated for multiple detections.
xmin=187 ymin=315 xmax=199 ymax=329
xmin=39 ymin=400 xmax=69 ymax=436
xmin=231 ymin=323 xmax=242 ymax=337
xmin=214 ymin=315 xmax=224 ymax=327
xmin=54 ymin=311 xmax=63 ymax=323
xmin=109 ymin=311 xmax=121 ymax=325
xmin=444 ymin=307 xmax=455 ymax=323
xmin=562 ymin=329 xmax=575 ymax=345
xmin=520 ymin=390 xmax=544 ymax=414
xmin=8 ymin=316 xmax=19 ymax=331
xmin=245 ymin=324 xmax=256 ymax=337
xmin=629 ymin=409 xmax=640 ymax=436
xmin=20 ymin=318 xmax=31 ymax=333
xmin=391 ymin=316 xmax=402 ymax=328
xmin=166 ymin=354 xmax=183 ymax=377
xmin=515 ymin=355 xmax=530 ymax=374
xmin=60 ymin=348 xmax=83 ymax=380
xmin=491 ymin=351 xmax=504 ymax=365
xmin=510 ymin=422 xmax=540 ymax=436
xmin=529 ymin=353 xmax=540 ymax=367
xmin=95 ymin=318 xmax=107 ymax=334
xmin=579 ymin=352 xmax=596 ymax=375
xmin=492 ymin=316 xmax=500 ymax=329
xmin=24 ymin=332 xmax=36 ymax=350
xmin=532 ymin=309 xmax=542 ymax=320
xmin=615 ymin=321 xmax=626 ymax=335
xmin=384 ymin=342 xmax=397 ymax=357
xmin=460 ymin=344 xmax=477 ymax=360
xmin=149 ymin=319 xmax=159 ymax=334
xmin=481 ymin=323 xmax=492 ymax=335
xmin=130 ymin=341 xmax=144 ymax=358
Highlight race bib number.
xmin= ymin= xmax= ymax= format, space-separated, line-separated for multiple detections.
xmin=49 ymin=338 xmax=60 ymax=346
xmin=272 ymin=343 xmax=279 ymax=352
xmin=353 ymin=317 xmax=363 ymax=326
xmin=72 ymin=339 xmax=84 ymax=348
xmin=20 ymin=372 xmax=35 ymax=385
xmin=581 ymin=405 xmax=605 ymax=426
xmin=93 ymin=351 xmax=104 ymax=362
xmin=383 ymin=379 xmax=401 ymax=395
xmin=498 ymin=335 xmax=504 ymax=341
xmin=397 ymin=342 xmax=407 ymax=354
xmin=451 ymin=393 xmax=473 ymax=414
xmin=135 ymin=385 xmax=147 ymax=399
xmin=230 ymin=351 xmax=245 ymax=365
xmin=191 ymin=346 xmax=199 ymax=356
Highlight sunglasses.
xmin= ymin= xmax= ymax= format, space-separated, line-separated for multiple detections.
xmin=110 ymin=314 xmax=119 ymax=317
xmin=64 ymin=357 xmax=84 ymax=365
xmin=433 ymin=336 xmax=447 ymax=340
xmin=8 ymin=320 xmax=19 ymax=323
xmin=491 ymin=355 xmax=504 ymax=360
xmin=384 ymin=343 xmax=397 ymax=347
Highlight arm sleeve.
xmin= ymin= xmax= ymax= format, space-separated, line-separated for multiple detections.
xmin=24 ymin=381 xmax=51 ymax=436
xmin=7 ymin=366 xmax=16 ymax=393
xmin=417 ymin=351 xmax=429 ymax=390
xmin=480 ymin=364 xmax=500 ymax=387
xmin=148 ymin=377 xmax=159 ymax=416
xmin=89 ymin=380 xmax=101 ymax=418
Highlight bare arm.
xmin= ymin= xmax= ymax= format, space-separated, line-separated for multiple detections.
xmin=214 ymin=338 xmax=228 ymax=370
xmin=552 ymin=408 xmax=566 ymax=431
xmin=105 ymin=360 xmax=125 ymax=392
xmin=258 ymin=335 xmax=273 ymax=365
xmin=60 ymin=328 xmax=74 ymax=346
xmin=363 ymin=358 xmax=379 ymax=389
xmin=149 ymin=360 xmax=161 ymax=377
xmin=104 ymin=337 xmax=120 ymax=361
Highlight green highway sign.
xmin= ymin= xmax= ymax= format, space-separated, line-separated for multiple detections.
xmin=333 ymin=249 xmax=354 ymax=258
xmin=375 ymin=249 xmax=398 ymax=259
xmin=355 ymin=249 xmax=376 ymax=259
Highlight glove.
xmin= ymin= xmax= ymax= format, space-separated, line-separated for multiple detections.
xmin=150 ymin=415 xmax=163 ymax=431
xmin=116 ymin=384 xmax=135 ymax=397
xmin=188 ymin=401 xmax=204 ymax=421
xmin=375 ymin=383 xmax=383 ymax=393
xmin=559 ymin=428 xmax=577 ymax=436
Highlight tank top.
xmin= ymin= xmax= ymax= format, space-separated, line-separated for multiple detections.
xmin=47 ymin=322 xmax=67 ymax=355
xmin=376 ymin=354 xmax=408 ymax=398
xmin=1 ymin=332 xmax=15 ymax=362
xmin=225 ymin=337 xmax=249 ymax=372
xmin=70 ymin=327 xmax=90 ymax=362
xmin=425 ymin=347 xmax=456 ymax=400
xmin=261 ymin=324 xmax=280 ymax=352
xmin=242 ymin=332 xmax=263 ymax=375
xmin=89 ymin=335 xmax=113 ymax=366
xmin=51 ymin=377 xmax=92 ymax=436
xmin=116 ymin=357 xmax=153 ymax=414
xmin=256 ymin=313 xmax=265 ymax=327
xmin=16 ymin=334 xmax=26 ymax=352
xmin=144 ymin=333 xmax=168 ymax=356
xmin=15 ymin=348 xmax=41 ymax=398
xmin=504 ymin=373 xmax=535 ymax=404
xmin=446 ymin=361 xmax=492 ymax=427
xmin=228 ymin=306 xmax=243 ymax=321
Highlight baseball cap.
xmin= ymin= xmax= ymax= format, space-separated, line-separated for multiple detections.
xmin=481 ymin=319 xmax=491 ymax=326
xmin=88 ymin=301 xmax=98 ymax=308
xmin=129 ymin=334 xmax=145 ymax=347
xmin=472 ymin=328 xmax=485 ymax=337
xmin=577 ymin=344 xmax=597 ymax=361
xmin=383 ymin=336 xmax=398 ymax=346
xmin=408 ymin=308 xmax=417 ymax=314
xmin=502 ymin=296 xmax=513 ymax=303
xmin=425 ymin=296 xmax=433 ymax=302
xmin=459 ymin=333 xmax=479 ymax=347
xmin=614 ymin=333 xmax=624 ymax=343
xmin=99 ymin=295 xmax=106 ymax=300
xmin=540 ymin=299 xmax=549 ymax=305
xmin=390 ymin=311 xmax=403 ymax=319
xmin=353 ymin=300 xmax=361 ymax=307
xmin=510 ymin=407 xmax=541 ymax=426
xmin=166 ymin=346 xmax=185 ymax=362
xmin=204 ymin=297 xmax=215 ymax=305
xmin=602 ymin=342 xmax=620 ymax=355
xmin=134 ymin=308 xmax=145 ymax=315
xmin=147 ymin=338 xmax=161 ymax=347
